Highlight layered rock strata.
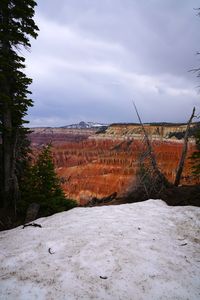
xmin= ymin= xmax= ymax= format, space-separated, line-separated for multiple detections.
xmin=30 ymin=124 xmax=199 ymax=205
xmin=53 ymin=139 xmax=196 ymax=205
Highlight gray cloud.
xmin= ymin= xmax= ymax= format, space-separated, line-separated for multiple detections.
xmin=25 ymin=0 xmax=200 ymax=127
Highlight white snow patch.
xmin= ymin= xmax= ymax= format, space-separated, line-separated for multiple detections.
xmin=0 ymin=200 xmax=200 ymax=300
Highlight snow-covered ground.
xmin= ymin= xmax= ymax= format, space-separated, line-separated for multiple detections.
xmin=0 ymin=200 xmax=199 ymax=300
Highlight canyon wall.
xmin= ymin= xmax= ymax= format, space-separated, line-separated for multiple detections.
xmin=30 ymin=124 xmax=199 ymax=205
xmin=30 ymin=127 xmax=96 ymax=146
xmin=95 ymin=123 xmax=197 ymax=140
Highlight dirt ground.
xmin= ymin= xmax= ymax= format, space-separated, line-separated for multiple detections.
xmin=1 ymin=185 xmax=200 ymax=231
xmin=158 ymin=185 xmax=200 ymax=207
xmin=107 ymin=185 xmax=200 ymax=207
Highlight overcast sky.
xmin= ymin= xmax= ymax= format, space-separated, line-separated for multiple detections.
xmin=25 ymin=0 xmax=200 ymax=127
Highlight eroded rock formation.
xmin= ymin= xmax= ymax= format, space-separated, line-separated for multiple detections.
xmin=29 ymin=124 xmax=199 ymax=205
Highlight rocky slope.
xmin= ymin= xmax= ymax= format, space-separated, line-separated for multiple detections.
xmin=95 ymin=123 xmax=197 ymax=140
xmin=30 ymin=127 xmax=96 ymax=146
xmin=29 ymin=123 xmax=199 ymax=205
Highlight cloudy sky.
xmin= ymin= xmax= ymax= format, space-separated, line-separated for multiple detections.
xmin=25 ymin=0 xmax=200 ymax=127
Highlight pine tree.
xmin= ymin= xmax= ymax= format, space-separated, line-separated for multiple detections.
xmin=20 ymin=144 xmax=77 ymax=218
xmin=0 ymin=0 xmax=39 ymax=210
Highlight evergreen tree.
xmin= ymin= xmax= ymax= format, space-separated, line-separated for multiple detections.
xmin=20 ymin=144 xmax=77 ymax=218
xmin=0 ymin=0 xmax=39 ymax=210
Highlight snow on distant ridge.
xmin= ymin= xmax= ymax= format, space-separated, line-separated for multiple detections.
xmin=61 ymin=121 xmax=109 ymax=129
xmin=0 ymin=200 xmax=199 ymax=300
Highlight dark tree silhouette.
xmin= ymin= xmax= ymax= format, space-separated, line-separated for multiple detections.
xmin=0 ymin=0 xmax=39 ymax=211
xmin=20 ymin=144 xmax=77 ymax=218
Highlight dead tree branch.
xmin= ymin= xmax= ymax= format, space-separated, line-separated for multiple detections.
xmin=132 ymin=101 xmax=170 ymax=187
xmin=174 ymin=107 xmax=196 ymax=186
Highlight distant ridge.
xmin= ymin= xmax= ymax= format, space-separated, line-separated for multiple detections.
xmin=110 ymin=121 xmax=200 ymax=127
xmin=60 ymin=121 xmax=109 ymax=129
xmin=30 ymin=121 xmax=200 ymax=130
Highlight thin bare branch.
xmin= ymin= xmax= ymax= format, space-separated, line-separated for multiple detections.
xmin=132 ymin=101 xmax=169 ymax=186
xmin=174 ymin=107 xmax=196 ymax=186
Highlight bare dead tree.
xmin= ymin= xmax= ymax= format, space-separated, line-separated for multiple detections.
xmin=132 ymin=101 xmax=170 ymax=187
xmin=134 ymin=135 xmax=168 ymax=199
xmin=122 ymin=102 xmax=172 ymax=202
xmin=174 ymin=107 xmax=196 ymax=186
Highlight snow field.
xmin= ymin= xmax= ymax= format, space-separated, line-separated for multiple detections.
xmin=0 ymin=200 xmax=199 ymax=300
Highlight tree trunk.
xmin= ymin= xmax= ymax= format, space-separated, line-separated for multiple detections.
xmin=133 ymin=101 xmax=170 ymax=187
xmin=2 ymin=99 xmax=13 ymax=208
xmin=174 ymin=107 xmax=196 ymax=186
xmin=0 ymin=2 xmax=18 ymax=210
xmin=12 ymin=129 xmax=19 ymax=215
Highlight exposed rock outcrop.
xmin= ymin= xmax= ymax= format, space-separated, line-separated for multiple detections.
xmin=29 ymin=123 xmax=199 ymax=205
xmin=53 ymin=139 xmax=197 ymax=204
xmin=95 ymin=123 xmax=198 ymax=140
xmin=30 ymin=127 xmax=96 ymax=146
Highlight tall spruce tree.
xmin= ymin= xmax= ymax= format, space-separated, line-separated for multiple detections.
xmin=0 ymin=0 xmax=39 ymax=210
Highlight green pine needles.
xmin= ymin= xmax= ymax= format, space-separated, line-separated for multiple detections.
xmin=20 ymin=144 xmax=77 ymax=218
xmin=0 ymin=1 xmax=39 ymax=209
